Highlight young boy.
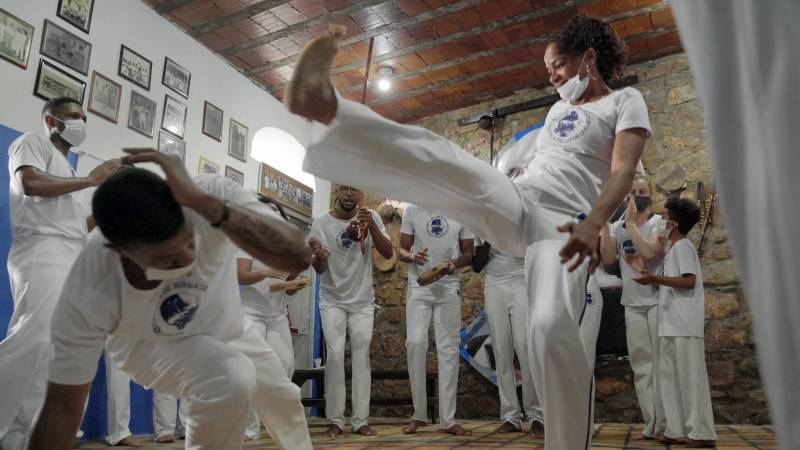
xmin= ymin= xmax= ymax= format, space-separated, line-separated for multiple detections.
xmin=633 ymin=198 xmax=716 ymax=447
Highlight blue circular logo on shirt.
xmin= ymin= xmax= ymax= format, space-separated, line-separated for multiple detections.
xmin=622 ymin=239 xmax=637 ymax=256
xmin=427 ymin=216 xmax=449 ymax=238
xmin=548 ymin=109 xmax=590 ymax=144
xmin=337 ymin=230 xmax=355 ymax=251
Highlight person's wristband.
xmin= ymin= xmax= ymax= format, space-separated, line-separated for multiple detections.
xmin=211 ymin=200 xmax=230 ymax=229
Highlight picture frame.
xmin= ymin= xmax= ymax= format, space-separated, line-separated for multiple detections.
xmin=228 ymin=119 xmax=248 ymax=163
xmin=202 ymin=101 xmax=223 ymax=141
xmin=40 ymin=19 xmax=91 ymax=75
xmin=87 ymin=71 xmax=121 ymax=123
xmin=33 ymin=59 xmax=86 ymax=103
xmin=161 ymin=94 xmax=187 ymax=139
xmin=198 ymin=156 xmax=219 ymax=176
xmin=225 ymin=165 xmax=244 ymax=186
xmin=118 ymin=45 xmax=151 ymax=90
xmin=0 ymin=8 xmax=35 ymax=69
xmin=57 ymin=0 xmax=95 ymax=34
xmin=158 ymin=130 xmax=186 ymax=162
xmin=162 ymin=57 xmax=190 ymax=98
xmin=127 ymin=90 xmax=157 ymax=138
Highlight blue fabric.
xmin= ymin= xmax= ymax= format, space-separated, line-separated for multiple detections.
xmin=513 ymin=121 xmax=544 ymax=142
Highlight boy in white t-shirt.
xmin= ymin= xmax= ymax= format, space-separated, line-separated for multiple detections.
xmin=308 ymin=185 xmax=393 ymax=437
xmin=633 ymin=198 xmax=716 ymax=447
xmin=27 ymin=150 xmax=313 ymax=450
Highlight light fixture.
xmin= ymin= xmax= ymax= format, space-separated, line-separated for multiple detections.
xmin=376 ymin=66 xmax=394 ymax=92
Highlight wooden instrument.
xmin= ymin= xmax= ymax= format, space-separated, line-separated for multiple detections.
xmin=269 ymin=278 xmax=312 ymax=292
xmin=417 ymin=262 xmax=451 ymax=286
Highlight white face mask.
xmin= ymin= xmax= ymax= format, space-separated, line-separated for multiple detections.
xmin=145 ymin=259 xmax=196 ymax=281
xmin=556 ymin=52 xmax=590 ymax=102
xmin=50 ymin=116 xmax=86 ymax=147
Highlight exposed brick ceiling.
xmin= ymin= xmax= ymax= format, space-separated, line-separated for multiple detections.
xmin=141 ymin=0 xmax=681 ymax=122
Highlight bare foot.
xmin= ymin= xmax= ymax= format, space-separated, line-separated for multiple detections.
xmin=114 ymin=436 xmax=142 ymax=447
xmin=685 ymin=438 xmax=716 ymax=447
xmin=632 ymin=433 xmax=654 ymax=441
xmin=353 ymin=425 xmax=376 ymax=436
xmin=440 ymin=423 xmax=472 ymax=436
xmin=154 ymin=433 xmax=175 ymax=443
xmin=529 ymin=420 xmax=545 ymax=439
xmin=402 ymin=420 xmax=427 ymax=434
xmin=494 ymin=421 xmax=521 ymax=433
xmin=322 ymin=424 xmax=343 ymax=437
xmin=243 ymin=435 xmax=254 ymax=441
xmin=285 ymin=25 xmax=345 ymax=125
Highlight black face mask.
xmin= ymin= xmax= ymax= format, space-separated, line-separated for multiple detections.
xmin=634 ymin=195 xmax=652 ymax=212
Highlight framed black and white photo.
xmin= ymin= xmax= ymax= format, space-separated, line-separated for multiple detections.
xmin=198 ymin=156 xmax=219 ymax=176
xmin=0 ymin=8 xmax=34 ymax=69
xmin=40 ymin=20 xmax=91 ymax=75
xmin=34 ymin=59 xmax=85 ymax=103
xmin=127 ymin=90 xmax=157 ymax=138
xmin=88 ymin=71 xmax=121 ymax=123
xmin=228 ymin=119 xmax=248 ymax=163
xmin=161 ymin=95 xmax=187 ymax=139
xmin=158 ymin=131 xmax=186 ymax=162
xmin=118 ymin=45 xmax=151 ymax=90
xmin=202 ymin=101 xmax=223 ymax=141
xmin=162 ymin=57 xmax=190 ymax=98
xmin=57 ymin=0 xmax=94 ymax=34
xmin=225 ymin=166 xmax=244 ymax=186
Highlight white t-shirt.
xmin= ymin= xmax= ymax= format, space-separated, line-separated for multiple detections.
xmin=7 ymin=132 xmax=87 ymax=241
xmin=515 ymin=87 xmax=652 ymax=217
xmin=48 ymin=176 xmax=279 ymax=385
xmin=658 ymin=238 xmax=705 ymax=338
xmin=473 ymin=236 xmax=524 ymax=283
xmin=401 ymin=205 xmax=473 ymax=298
xmin=237 ymin=249 xmax=288 ymax=322
xmin=612 ymin=214 xmax=666 ymax=306
xmin=310 ymin=209 xmax=387 ymax=306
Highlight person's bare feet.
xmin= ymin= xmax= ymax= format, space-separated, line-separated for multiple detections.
xmin=685 ymin=438 xmax=716 ymax=447
xmin=285 ymin=25 xmax=345 ymax=125
xmin=353 ymin=425 xmax=376 ymax=436
xmin=322 ymin=424 xmax=343 ymax=437
xmin=632 ymin=432 xmax=654 ymax=440
xmin=402 ymin=419 xmax=427 ymax=434
xmin=154 ymin=433 xmax=175 ymax=443
xmin=440 ymin=423 xmax=472 ymax=436
xmin=494 ymin=421 xmax=521 ymax=433
xmin=114 ymin=436 xmax=142 ymax=447
xmin=243 ymin=435 xmax=254 ymax=441
xmin=529 ymin=420 xmax=545 ymax=439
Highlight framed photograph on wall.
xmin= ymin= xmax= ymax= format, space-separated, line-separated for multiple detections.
xmin=57 ymin=0 xmax=94 ymax=34
xmin=202 ymin=101 xmax=223 ymax=141
xmin=40 ymin=20 xmax=91 ymax=75
xmin=118 ymin=45 xmax=151 ymax=90
xmin=162 ymin=57 xmax=190 ymax=98
xmin=158 ymin=131 xmax=186 ymax=162
xmin=161 ymin=95 xmax=187 ymax=138
xmin=34 ymin=59 xmax=85 ymax=103
xmin=228 ymin=119 xmax=248 ymax=163
xmin=198 ymin=156 xmax=219 ymax=176
xmin=88 ymin=71 xmax=121 ymax=123
xmin=0 ymin=8 xmax=35 ymax=69
xmin=225 ymin=166 xmax=244 ymax=186
xmin=127 ymin=90 xmax=157 ymax=138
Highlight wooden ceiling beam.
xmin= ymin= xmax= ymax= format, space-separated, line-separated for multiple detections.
xmin=156 ymin=0 xmax=194 ymax=14
xmin=189 ymin=0 xmax=290 ymax=37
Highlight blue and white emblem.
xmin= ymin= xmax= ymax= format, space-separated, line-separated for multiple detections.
xmin=548 ymin=108 xmax=590 ymax=144
xmin=427 ymin=216 xmax=449 ymax=238
xmin=153 ymin=292 xmax=199 ymax=336
xmin=337 ymin=230 xmax=355 ymax=251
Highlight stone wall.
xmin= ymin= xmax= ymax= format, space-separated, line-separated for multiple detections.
xmin=346 ymin=53 xmax=765 ymax=424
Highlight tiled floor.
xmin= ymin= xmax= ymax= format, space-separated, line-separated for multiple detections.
xmin=81 ymin=418 xmax=777 ymax=449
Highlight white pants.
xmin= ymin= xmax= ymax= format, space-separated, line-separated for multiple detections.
xmin=581 ymin=276 xmax=604 ymax=368
xmin=104 ymin=353 xmax=134 ymax=445
xmin=672 ymin=2 xmax=800 ymax=448
xmin=406 ymin=292 xmax=461 ymax=428
xmin=319 ymin=302 xmax=374 ymax=429
xmin=245 ymin=315 xmax=295 ymax=439
xmin=152 ymin=392 xmax=188 ymax=440
xmin=108 ymin=318 xmax=312 ymax=450
xmin=306 ymin=96 xmax=594 ymax=449
xmin=658 ymin=337 xmax=716 ymax=441
xmin=0 ymin=236 xmax=82 ymax=450
xmin=484 ymin=277 xmax=540 ymax=427
xmin=624 ymin=304 xmax=661 ymax=436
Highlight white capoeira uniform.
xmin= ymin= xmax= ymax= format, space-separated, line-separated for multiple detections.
xmin=47 ymin=177 xmax=312 ymax=450
xmin=475 ymin=237 xmax=541 ymax=428
xmin=152 ymin=392 xmax=188 ymax=440
xmin=303 ymin=88 xmax=651 ymax=448
xmin=671 ymin=2 xmax=798 ymax=447
xmin=238 ymin=249 xmax=296 ymax=439
xmin=657 ymin=238 xmax=715 ymax=441
xmin=310 ymin=209 xmax=387 ymax=430
xmin=611 ymin=216 xmax=665 ymax=436
xmin=0 ymin=133 xmax=86 ymax=450
xmin=401 ymin=205 xmax=472 ymax=428
xmin=103 ymin=352 xmax=136 ymax=445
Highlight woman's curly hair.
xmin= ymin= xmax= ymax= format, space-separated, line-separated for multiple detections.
xmin=551 ymin=14 xmax=627 ymax=82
